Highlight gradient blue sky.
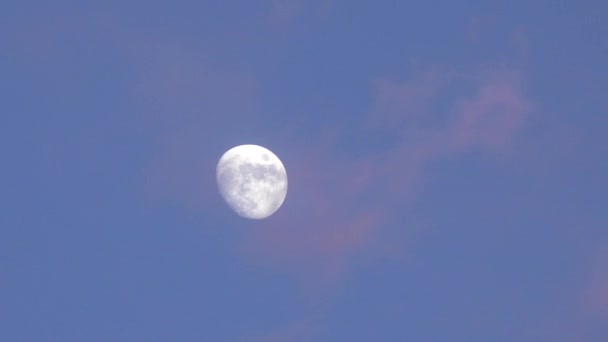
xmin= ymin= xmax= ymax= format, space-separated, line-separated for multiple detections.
xmin=2 ymin=1 xmax=607 ymax=341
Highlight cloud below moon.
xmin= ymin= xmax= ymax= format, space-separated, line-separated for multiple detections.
xmin=238 ymin=66 xmax=532 ymax=289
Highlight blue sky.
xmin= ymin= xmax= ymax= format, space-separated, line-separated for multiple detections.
xmin=1 ymin=1 xmax=607 ymax=340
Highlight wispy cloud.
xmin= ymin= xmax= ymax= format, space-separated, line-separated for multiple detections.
xmin=238 ymin=64 xmax=533 ymax=293
xmin=6 ymin=6 xmax=554 ymax=339
xmin=19 ymin=8 xmax=531 ymax=296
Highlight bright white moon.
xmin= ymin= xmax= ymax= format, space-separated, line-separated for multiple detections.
xmin=216 ymin=144 xmax=288 ymax=219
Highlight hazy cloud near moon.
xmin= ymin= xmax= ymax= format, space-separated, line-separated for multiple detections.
xmin=4 ymin=5 xmax=606 ymax=341
xmin=134 ymin=51 xmax=533 ymax=281
xmin=61 ymin=5 xmax=537 ymax=295
xmin=239 ymin=65 xmax=533 ymax=291
xmin=111 ymin=17 xmax=533 ymax=293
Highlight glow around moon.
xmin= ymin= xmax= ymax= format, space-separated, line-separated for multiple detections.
xmin=216 ymin=144 xmax=288 ymax=219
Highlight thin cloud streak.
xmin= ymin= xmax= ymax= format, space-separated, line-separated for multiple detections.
xmin=239 ymin=65 xmax=533 ymax=291
xmin=40 ymin=5 xmax=536 ymax=306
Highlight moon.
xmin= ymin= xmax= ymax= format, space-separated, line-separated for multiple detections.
xmin=216 ymin=144 xmax=288 ymax=219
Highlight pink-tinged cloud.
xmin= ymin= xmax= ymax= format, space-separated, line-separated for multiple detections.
xmin=448 ymin=69 xmax=530 ymax=153
xmin=120 ymin=28 xmax=531 ymax=293
xmin=67 ymin=2 xmax=536 ymax=296
xmin=238 ymin=65 xmax=533 ymax=291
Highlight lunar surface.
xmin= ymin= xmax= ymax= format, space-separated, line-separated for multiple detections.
xmin=216 ymin=144 xmax=288 ymax=219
